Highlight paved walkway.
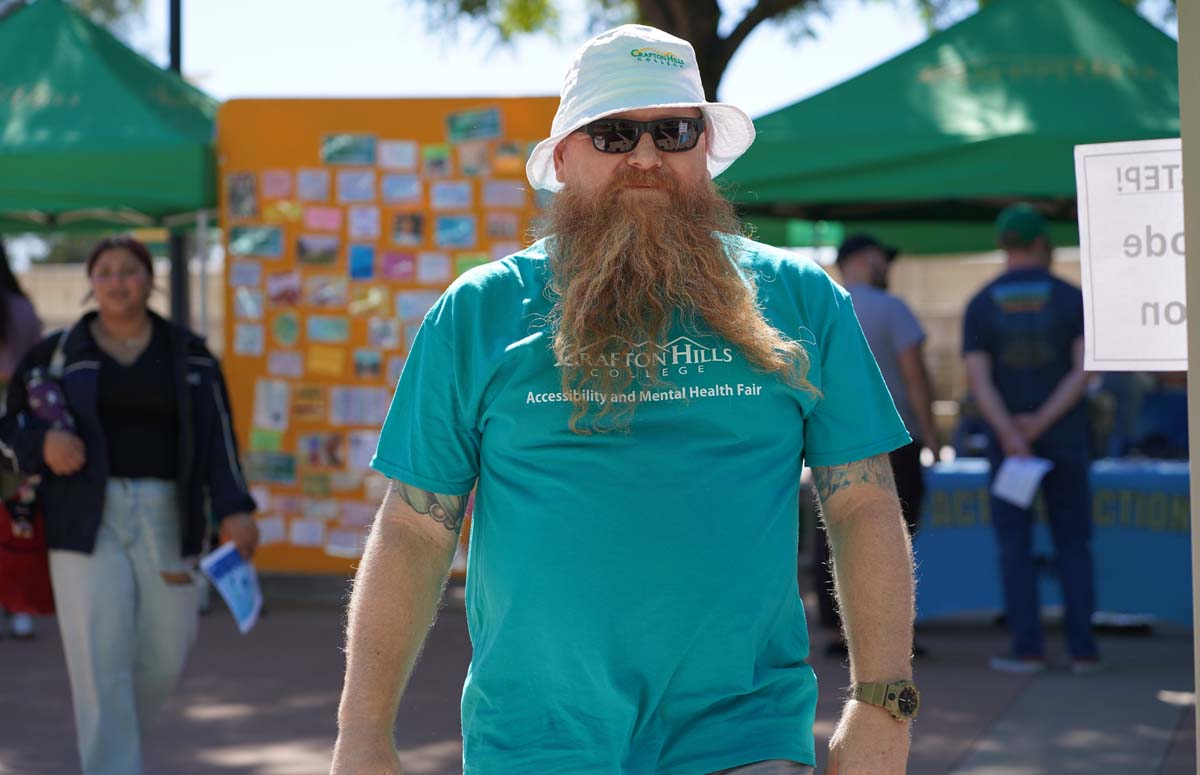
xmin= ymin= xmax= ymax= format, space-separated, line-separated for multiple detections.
xmin=0 ymin=577 xmax=1193 ymax=775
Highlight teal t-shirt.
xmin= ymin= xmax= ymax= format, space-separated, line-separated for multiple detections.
xmin=372 ymin=237 xmax=909 ymax=775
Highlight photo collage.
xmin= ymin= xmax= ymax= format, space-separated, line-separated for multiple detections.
xmin=220 ymin=100 xmax=556 ymax=568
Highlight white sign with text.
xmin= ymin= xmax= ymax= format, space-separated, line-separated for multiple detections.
xmin=1075 ymin=138 xmax=1185 ymax=370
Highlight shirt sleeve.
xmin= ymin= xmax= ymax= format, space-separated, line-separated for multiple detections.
xmin=1064 ymin=284 xmax=1085 ymax=342
xmin=889 ymin=296 xmax=925 ymax=354
xmin=961 ymin=291 xmax=992 ymax=355
xmin=370 ymin=316 xmax=480 ymax=496
xmin=802 ymin=286 xmax=911 ymax=468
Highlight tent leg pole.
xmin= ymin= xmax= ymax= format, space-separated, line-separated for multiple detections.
xmin=196 ymin=211 xmax=208 ymax=338
xmin=169 ymin=231 xmax=190 ymax=328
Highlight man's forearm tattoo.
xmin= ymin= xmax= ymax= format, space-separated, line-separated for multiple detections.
xmin=811 ymin=453 xmax=898 ymax=503
xmin=392 ymin=480 xmax=468 ymax=533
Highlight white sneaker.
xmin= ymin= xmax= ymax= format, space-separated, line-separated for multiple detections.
xmin=9 ymin=613 xmax=34 ymax=639
xmin=988 ymin=655 xmax=1046 ymax=674
xmin=1070 ymin=658 xmax=1104 ymax=675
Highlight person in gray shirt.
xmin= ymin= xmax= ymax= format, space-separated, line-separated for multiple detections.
xmin=814 ymin=234 xmax=937 ymax=655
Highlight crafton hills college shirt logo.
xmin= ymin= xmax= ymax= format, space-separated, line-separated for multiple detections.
xmin=555 ymin=335 xmax=735 ymax=378
xmin=525 ymin=336 xmax=769 ymax=407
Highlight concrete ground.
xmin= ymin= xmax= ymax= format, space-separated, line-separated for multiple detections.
xmin=0 ymin=576 xmax=1193 ymax=775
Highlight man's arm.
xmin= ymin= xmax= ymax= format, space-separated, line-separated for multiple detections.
xmin=813 ymin=454 xmax=913 ymax=774
xmin=1015 ymin=337 xmax=1089 ymax=444
xmin=896 ymin=341 xmax=939 ymax=451
xmin=963 ymin=350 xmax=1030 ymax=458
xmin=331 ymin=480 xmax=467 ymax=775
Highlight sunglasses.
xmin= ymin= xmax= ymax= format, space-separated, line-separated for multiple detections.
xmin=575 ymin=116 xmax=706 ymax=154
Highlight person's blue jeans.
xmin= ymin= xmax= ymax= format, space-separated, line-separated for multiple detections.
xmin=989 ymin=449 xmax=1099 ymax=660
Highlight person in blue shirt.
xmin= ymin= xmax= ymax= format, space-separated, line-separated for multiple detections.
xmin=817 ymin=234 xmax=937 ymax=656
xmin=333 ymin=25 xmax=919 ymax=775
xmin=962 ymin=203 xmax=1100 ymax=674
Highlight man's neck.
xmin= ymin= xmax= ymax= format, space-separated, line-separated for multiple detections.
xmin=841 ymin=269 xmax=872 ymax=287
xmin=1004 ymin=251 xmax=1049 ymax=272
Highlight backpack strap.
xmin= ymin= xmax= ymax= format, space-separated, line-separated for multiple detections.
xmin=47 ymin=324 xmax=72 ymax=380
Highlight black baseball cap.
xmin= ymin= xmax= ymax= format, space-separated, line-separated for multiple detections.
xmin=836 ymin=233 xmax=899 ymax=265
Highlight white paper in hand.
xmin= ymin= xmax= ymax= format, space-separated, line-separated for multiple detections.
xmin=199 ymin=541 xmax=263 ymax=635
xmin=990 ymin=457 xmax=1055 ymax=509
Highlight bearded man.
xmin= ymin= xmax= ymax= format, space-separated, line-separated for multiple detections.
xmin=333 ymin=25 xmax=917 ymax=775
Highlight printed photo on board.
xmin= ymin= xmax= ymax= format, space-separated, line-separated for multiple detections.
xmin=229 ymin=225 xmax=285 ymax=258
xmin=422 ymin=144 xmax=452 ymax=177
xmin=354 ymin=348 xmax=383 ymax=379
xmin=379 ymin=140 xmax=418 ymax=171
xmin=458 ymin=142 xmax=490 ymax=177
xmin=227 ymin=172 xmax=258 ymax=218
xmin=393 ymin=213 xmax=424 ymax=247
xmin=337 ymin=170 xmax=377 ymax=203
xmin=298 ymin=234 xmax=340 ymax=265
xmin=379 ymin=251 xmax=416 ymax=281
xmin=261 ymin=170 xmax=292 ymax=199
xmin=381 ymin=174 xmax=422 ymax=204
xmin=297 ymin=169 xmax=330 ymax=201
xmin=266 ymin=270 xmax=303 ymax=306
xmin=305 ymin=275 xmax=348 ymax=308
xmin=321 ymin=133 xmax=377 ymax=165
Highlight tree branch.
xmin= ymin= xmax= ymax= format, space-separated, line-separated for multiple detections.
xmin=635 ymin=0 xmax=719 ymax=39
xmin=724 ymin=0 xmax=815 ymax=57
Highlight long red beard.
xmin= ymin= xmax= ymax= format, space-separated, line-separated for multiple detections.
xmin=539 ymin=166 xmax=812 ymax=431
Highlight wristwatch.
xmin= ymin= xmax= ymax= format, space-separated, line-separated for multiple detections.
xmin=851 ymin=680 xmax=920 ymax=721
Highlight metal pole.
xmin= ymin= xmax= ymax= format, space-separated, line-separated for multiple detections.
xmin=167 ymin=0 xmax=189 ymax=327
xmin=197 ymin=210 xmax=208 ymax=337
xmin=169 ymin=0 xmax=181 ymax=70
xmin=1176 ymin=2 xmax=1200 ymax=767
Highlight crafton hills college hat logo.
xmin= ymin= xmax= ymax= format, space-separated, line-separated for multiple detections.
xmin=630 ymin=47 xmax=687 ymax=68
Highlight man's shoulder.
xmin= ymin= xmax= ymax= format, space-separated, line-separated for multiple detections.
xmin=980 ymin=268 xmax=1079 ymax=300
xmin=731 ymin=235 xmax=831 ymax=284
xmin=870 ymin=287 xmax=919 ymax=324
xmin=967 ymin=272 xmax=1008 ymax=304
xmin=443 ymin=240 xmax=543 ymax=294
xmin=846 ymin=282 xmax=901 ymax=307
xmin=427 ymin=240 xmax=549 ymax=330
xmin=1048 ymin=272 xmax=1083 ymax=296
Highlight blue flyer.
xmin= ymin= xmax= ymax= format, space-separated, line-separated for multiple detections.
xmin=200 ymin=542 xmax=263 ymax=635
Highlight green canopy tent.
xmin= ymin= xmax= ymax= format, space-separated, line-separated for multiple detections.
xmin=718 ymin=0 xmax=1180 ymax=253
xmin=0 ymin=0 xmax=218 ymax=233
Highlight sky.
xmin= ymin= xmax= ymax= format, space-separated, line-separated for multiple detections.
xmin=121 ymin=0 xmax=1174 ymax=118
xmin=125 ymin=0 xmax=941 ymax=120
xmin=9 ymin=0 xmax=1178 ymax=268
xmin=11 ymin=0 xmax=944 ymax=268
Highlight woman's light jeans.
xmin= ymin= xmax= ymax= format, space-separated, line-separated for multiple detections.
xmin=49 ymin=478 xmax=198 ymax=775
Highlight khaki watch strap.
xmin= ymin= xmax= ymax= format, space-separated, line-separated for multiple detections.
xmin=853 ymin=682 xmax=890 ymax=707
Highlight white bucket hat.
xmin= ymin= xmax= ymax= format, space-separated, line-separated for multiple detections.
xmin=525 ymin=24 xmax=756 ymax=192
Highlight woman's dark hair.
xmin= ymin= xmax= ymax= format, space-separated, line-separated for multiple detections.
xmin=0 ymin=240 xmax=29 ymax=347
xmin=86 ymin=235 xmax=154 ymax=277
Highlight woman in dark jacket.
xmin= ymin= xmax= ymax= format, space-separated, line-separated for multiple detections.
xmin=0 ymin=236 xmax=258 ymax=775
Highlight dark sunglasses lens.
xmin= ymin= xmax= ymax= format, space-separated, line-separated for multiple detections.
xmin=589 ymin=121 xmax=639 ymax=154
xmin=653 ymin=118 xmax=703 ymax=152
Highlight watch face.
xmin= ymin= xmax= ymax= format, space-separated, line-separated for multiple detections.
xmin=895 ymin=686 xmax=920 ymax=717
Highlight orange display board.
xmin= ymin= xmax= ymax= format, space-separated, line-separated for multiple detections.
xmin=217 ymin=98 xmax=559 ymax=574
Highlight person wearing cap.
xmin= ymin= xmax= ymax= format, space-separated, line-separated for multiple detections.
xmin=0 ymin=235 xmax=259 ymax=775
xmin=335 ymin=25 xmax=917 ymax=775
xmin=962 ymin=204 xmax=1099 ymax=674
xmin=813 ymin=234 xmax=937 ymax=655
